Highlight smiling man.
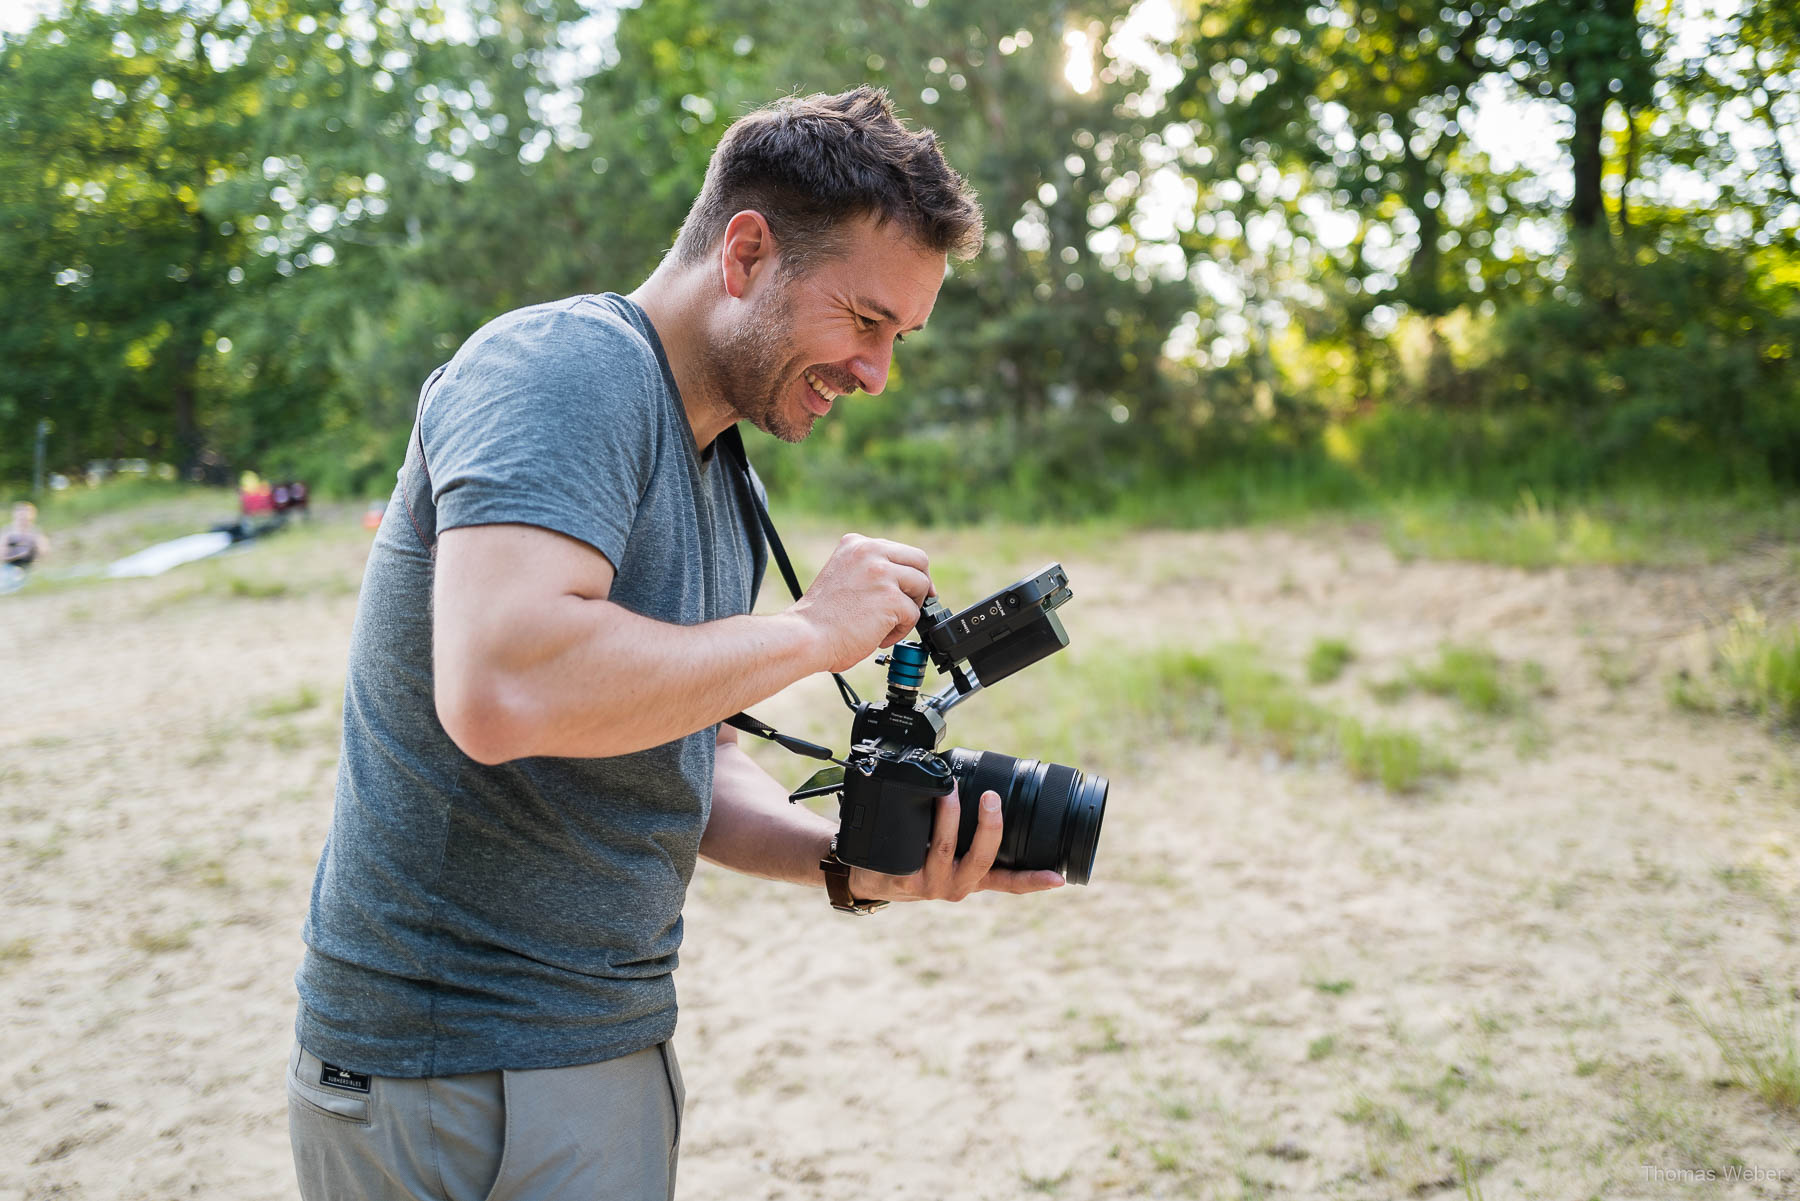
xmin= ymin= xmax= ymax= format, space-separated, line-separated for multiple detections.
xmin=287 ymin=87 xmax=1063 ymax=1201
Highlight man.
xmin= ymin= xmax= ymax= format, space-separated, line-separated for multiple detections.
xmin=288 ymin=87 xmax=1063 ymax=1201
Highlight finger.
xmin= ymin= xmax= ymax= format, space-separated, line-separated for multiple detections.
xmin=951 ymin=789 xmax=1004 ymax=895
xmin=920 ymin=788 xmax=960 ymax=892
xmin=868 ymin=538 xmax=930 ymax=577
xmin=977 ymin=868 xmax=1066 ymax=895
xmin=893 ymin=564 xmax=933 ymax=606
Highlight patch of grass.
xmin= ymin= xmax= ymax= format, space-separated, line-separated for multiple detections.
xmin=227 ymin=575 xmax=290 ymax=600
xmin=160 ymin=847 xmax=230 ymax=889
xmin=1340 ymin=719 xmax=1455 ymax=793
xmin=1666 ymin=669 xmax=1722 ymax=714
xmin=1020 ymin=1168 xmax=1073 ymax=1194
xmin=1451 ymin=1146 xmax=1489 ymax=1201
xmin=1719 ymin=607 xmax=1800 ymax=728
xmin=262 ymin=721 xmax=311 ymax=752
xmin=130 ymin=925 xmax=195 ymax=954
xmin=1384 ymin=489 xmax=1632 ymax=568
xmin=1306 ymin=636 xmax=1355 ymax=685
xmin=1409 ymin=645 xmax=1518 ymax=716
xmin=8 ymin=825 xmax=68 ymax=866
xmin=15 ymin=474 xmax=204 ymax=524
xmin=1399 ymin=1064 xmax=1472 ymax=1113
xmin=0 ymin=937 xmax=34 ymax=965
xmin=1589 ymin=645 xmax=1642 ymax=691
xmin=1568 ymin=1041 xmax=1605 ymax=1078
xmin=1367 ymin=676 xmax=1413 ymax=705
xmin=1077 ymin=1015 xmax=1129 ymax=1055
xmin=1685 ymin=983 xmax=1800 ymax=1112
xmin=1380 ymin=488 xmax=1796 ymax=569
xmin=1312 ymin=978 xmax=1355 ymax=996
xmin=1340 ymin=1092 xmax=1412 ymax=1140
xmin=1307 ymin=1034 xmax=1338 ymax=1061
xmin=1155 ymin=1092 xmax=1196 ymax=1121
xmin=185 ymin=722 xmax=235 ymax=768
xmin=252 ymin=684 xmax=320 ymax=719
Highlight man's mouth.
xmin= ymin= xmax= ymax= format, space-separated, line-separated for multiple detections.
xmin=802 ymin=368 xmax=841 ymax=415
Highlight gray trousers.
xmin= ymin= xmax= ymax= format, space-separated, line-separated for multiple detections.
xmin=287 ymin=1041 xmax=683 ymax=1201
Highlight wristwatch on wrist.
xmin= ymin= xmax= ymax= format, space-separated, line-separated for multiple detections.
xmin=820 ymin=840 xmax=888 ymax=915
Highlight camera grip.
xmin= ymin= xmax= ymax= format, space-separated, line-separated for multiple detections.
xmin=836 ymin=768 xmax=951 ymax=876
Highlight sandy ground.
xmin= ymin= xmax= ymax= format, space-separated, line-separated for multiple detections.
xmin=2 ymin=503 xmax=1798 ymax=1200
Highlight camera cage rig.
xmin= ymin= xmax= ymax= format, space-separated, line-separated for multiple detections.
xmin=913 ymin=562 xmax=1073 ymax=715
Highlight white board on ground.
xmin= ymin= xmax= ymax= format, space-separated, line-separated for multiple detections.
xmin=107 ymin=531 xmax=235 ymax=579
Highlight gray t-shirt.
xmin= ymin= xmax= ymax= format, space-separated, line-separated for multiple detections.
xmin=296 ymin=293 xmax=766 ymax=1077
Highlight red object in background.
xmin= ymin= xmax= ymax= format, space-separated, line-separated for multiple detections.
xmin=240 ymin=480 xmax=309 ymax=517
xmin=362 ymin=501 xmax=386 ymax=530
xmin=240 ymin=482 xmax=275 ymax=515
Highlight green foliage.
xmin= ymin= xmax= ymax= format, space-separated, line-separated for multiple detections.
xmin=2 ymin=0 xmax=1797 ymax=524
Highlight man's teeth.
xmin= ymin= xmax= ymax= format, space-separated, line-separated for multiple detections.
xmin=804 ymin=370 xmax=839 ymax=401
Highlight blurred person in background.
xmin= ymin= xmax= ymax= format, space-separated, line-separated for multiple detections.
xmin=3 ymin=501 xmax=50 ymax=567
xmin=287 ymin=86 xmax=1064 ymax=1201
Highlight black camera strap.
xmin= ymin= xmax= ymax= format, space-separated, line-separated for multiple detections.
xmin=718 ymin=423 xmax=861 ymax=761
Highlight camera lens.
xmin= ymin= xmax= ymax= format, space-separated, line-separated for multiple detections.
xmin=945 ymin=748 xmax=1108 ymax=885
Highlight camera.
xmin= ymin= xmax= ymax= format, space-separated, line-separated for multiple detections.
xmin=793 ymin=564 xmax=1109 ymax=885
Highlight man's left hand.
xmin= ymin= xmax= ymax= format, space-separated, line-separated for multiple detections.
xmin=846 ymin=783 xmax=1066 ymax=903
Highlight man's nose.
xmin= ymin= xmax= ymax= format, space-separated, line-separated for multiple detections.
xmin=849 ymin=343 xmax=893 ymax=396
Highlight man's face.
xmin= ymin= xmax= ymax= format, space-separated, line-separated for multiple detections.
xmin=706 ymin=216 xmax=948 ymax=444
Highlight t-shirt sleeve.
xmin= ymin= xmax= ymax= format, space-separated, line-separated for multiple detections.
xmin=421 ymin=308 xmax=660 ymax=569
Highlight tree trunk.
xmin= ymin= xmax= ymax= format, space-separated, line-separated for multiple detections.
xmin=1569 ymin=81 xmax=1609 ymax=238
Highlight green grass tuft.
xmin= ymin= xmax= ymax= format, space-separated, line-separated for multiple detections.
xmin=1666 ymin=669 xmax=1721 ymax=714
xmin=253 ymin=685 xmax=321 ymax=719
xmin=1307 ymin=637 xmax=1356 ymax=684
xmin=942 ymin=640 xmax=1455 ymax=797
xmin=1685 ymin=983 xmax=1800 ymax=1113
xmin=1339 ymin=719 xmax=1453 ymax=793
xmin=228 ymin=575 xmax=290 ymax=600
xmin=1409 ymin=644 xmax=1518 ymax=716
xmin=1719 ymin=608 xmax=1800 ymax=728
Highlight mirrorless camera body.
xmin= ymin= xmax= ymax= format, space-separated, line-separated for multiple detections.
xmin=808 ymin=563 xmax=1109 ymax=885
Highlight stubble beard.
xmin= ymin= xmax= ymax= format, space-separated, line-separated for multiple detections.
xmin=703 ymin=283 xmax=817 ymax=445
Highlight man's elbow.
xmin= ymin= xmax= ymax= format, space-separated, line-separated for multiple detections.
xmin=435 ymin=671 xmax=536 ymax=766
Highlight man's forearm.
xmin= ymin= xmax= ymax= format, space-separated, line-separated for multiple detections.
xmin=445 ymin=601 xmax=822 ymax=764
xmin=700 ymin=739 xmax=837 ymax=885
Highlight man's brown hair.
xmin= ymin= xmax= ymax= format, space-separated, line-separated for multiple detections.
xmin=671 ymin=86 xmax=984 ymax=273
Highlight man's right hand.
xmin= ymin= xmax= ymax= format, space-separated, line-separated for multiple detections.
xmin=787 ymin=533 xmax=933 ymax=673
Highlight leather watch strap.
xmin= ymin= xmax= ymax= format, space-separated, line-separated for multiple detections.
xmin=820 ymin=842 xmax=888 ymax=915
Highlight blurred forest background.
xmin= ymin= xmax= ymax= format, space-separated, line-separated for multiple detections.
xmin=2 ymin=0 xmax=1798 ymax=525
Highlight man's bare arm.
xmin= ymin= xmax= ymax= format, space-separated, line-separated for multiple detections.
xmin=432 ymin=523 xmax=930 ymax=764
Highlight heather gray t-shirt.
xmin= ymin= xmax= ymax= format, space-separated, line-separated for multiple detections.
xmin=296 ymin=293 xmax=766 ymax=1077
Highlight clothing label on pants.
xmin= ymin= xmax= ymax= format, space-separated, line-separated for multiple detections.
xmin=319 ymin=1063 xmax=371 ymax=1093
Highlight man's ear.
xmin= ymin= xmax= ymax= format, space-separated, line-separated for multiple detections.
xmin=719 ymin=210 xmax=777 ymax=299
